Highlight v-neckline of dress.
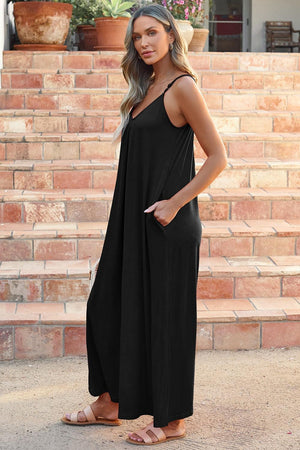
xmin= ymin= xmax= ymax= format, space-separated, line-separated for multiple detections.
xmin=130 ymin=92 xmax=164 ymax=120
xmin=130 ymin=74 xmax=194 ymax=122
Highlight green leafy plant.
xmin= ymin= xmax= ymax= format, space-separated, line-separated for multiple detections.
xmin=59 ymin=0 xmax=100 ymax=31
xmin=100 ymin=0 xmax=136 ymax=18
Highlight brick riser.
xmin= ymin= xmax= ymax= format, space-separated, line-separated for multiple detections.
xmin=1 ymin=110 xmax=300 ymax=133
xmin=1 ymin=257 xmax=300 ymax=300
xmin=1 ymin=316 xmax=300 ymax=360
xmin=0 ymin=221 xmax=300 ymax=261
xmin=0 ymin=134 xmax=300 ymax=160
xmin=0 ymin=137 xmax=118 ymax=160
xmin=2 ymin=51 xmax=300 ymax=72
xmin=2 ymin=69 xmax=300 ymax=90
xmin=1 ymin=89 xmax=300 ymax=112
xmin=0 ymin=191 xmax=300 ymax=223
xmin=0 ymin=160 xmax=300 ymax=190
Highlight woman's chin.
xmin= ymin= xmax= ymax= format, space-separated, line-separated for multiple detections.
xmin=141 ymin=56 xmax=156 ymax=65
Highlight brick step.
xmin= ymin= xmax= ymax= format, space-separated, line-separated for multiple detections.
xmin=1 ymin=109 xmax=300 ymax=133
xmin=3 ymin=51 xmax=300 ymax=73
xmin=1 ymin=69 xmax=127 ymax=91
xmin=1 ymin=132 xmax=300 ymax=160
xmin=2 ymin=68 xmax=300 ymax=91
xmin=0 ymin=89 xmax=123 ymax=111
xmin=1 ymin=188 xmax=299 ymax=223
xmin=1 ymin=220 xmax=300 ymax=261
xmin=2 ymin=88 xmax=300 ymax=112
xmin=0 ymin=132 xmax=118 ymax=160
xmin=1 ymin=297 xmax=299 ymax=359
xmin=0 ymin=158 xmax=299 ymax=190
xmin=222 ymin=132 xmax=300 ymax=159
xmin=0 ymin=257 xmax=299 ymax=302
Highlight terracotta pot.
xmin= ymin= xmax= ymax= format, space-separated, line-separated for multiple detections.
xmin=188 ymin=28 xmax=209 ymax=52
xmin=13 ymin=1 xmax=72 ymax=50
xmin=94 ymin=17 xmax=129 ymax=51
xmin=176 ymin=19 xmax=194 ymax=47
xmin=77 ymin=25 xmax=97 ymax=51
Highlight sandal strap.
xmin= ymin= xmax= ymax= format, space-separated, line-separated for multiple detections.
xmin=83 ymin=405 xmax=97 ymax=422
xmin=70 ymin=404 xmax=96 ymax=422
xmin=70 ymin=412 xmax=78 ymax=422
xmin=134 ymin=429 xmax=153 ymax=444
xmin=134 ymin=424 xmax=166 ymax=444
xmin=147 ymin=425 xmax=166 ymax=442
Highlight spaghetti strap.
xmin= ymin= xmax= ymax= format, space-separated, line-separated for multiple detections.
xmin=163 ymin=74 xmax=194 ymax=93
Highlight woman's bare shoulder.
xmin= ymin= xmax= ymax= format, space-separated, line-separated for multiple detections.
xmin=172 ymin=73 xmax=198 ymax=94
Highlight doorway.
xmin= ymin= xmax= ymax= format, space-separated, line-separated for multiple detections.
xmin=209 ymin=0 xmax=251 ymax=52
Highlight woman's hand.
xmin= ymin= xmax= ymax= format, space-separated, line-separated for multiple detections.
xmin=144 ymin=199 xmax=179 ymax=227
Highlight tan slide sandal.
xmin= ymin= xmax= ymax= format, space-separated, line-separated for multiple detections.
xmin=61 ymin=404 xmax=122 ymax=426
xmin=126 ymin=423 xmax=186 ymax=445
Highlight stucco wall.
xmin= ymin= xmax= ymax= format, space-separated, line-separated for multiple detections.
xmin=251 ymin=0 xmax=300 ymax=52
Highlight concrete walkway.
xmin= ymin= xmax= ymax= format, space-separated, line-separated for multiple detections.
xmin=1 ymin=348 xmax=299 ymax=449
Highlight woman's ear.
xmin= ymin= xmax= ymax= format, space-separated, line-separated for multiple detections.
xmin=169 ymin=30 xmax=175 ymax=44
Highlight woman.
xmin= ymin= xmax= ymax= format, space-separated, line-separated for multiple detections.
xmin=61 ymin=4 xmax=227 ymax=446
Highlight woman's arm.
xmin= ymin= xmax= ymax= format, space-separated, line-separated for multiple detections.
xmin=169 ymin=76 xmax=227 ymax=210
xmin=145 ymin=76 xmax=227 ymax=226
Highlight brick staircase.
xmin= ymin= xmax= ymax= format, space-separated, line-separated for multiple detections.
xmin=1 ymin=51 xmax=300 ymax=360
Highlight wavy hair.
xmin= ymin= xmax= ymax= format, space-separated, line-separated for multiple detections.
xmin=112 ymin=3 xmax=198 ymax=142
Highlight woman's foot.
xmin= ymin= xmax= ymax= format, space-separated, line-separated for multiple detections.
xmin=128 ymin=419 xmax=186 ymax=444
xmin=64 ymin=392 xmax=119 ymax=423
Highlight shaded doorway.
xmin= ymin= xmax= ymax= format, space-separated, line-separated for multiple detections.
xmin=209 ymin=0 xmax=251 ymax=52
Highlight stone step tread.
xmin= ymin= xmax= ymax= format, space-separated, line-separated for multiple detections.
xmin=1 ymin=131 xmax=300 ymax=143
xmin=1 ymin=256 xmax=300 ymax=279
xmin=1 ymin=187 xmax=300 ymax=201
xmin=0 ymin=109 xmax=119 ymax=117
xmin=0 ymin=159 xmax=119 ymax=170
xmin=1 ymin=298 xmax=299 ymax=326
xmin=2 ymin=68 xmax=123 ymax=74
xmin=1 ymin=109 xmax=300 ymax=117
xmin=1 ymin=158 xmax=300 ymax=170
xmin=2 ymin=68 xmax=300 ymax=75
xmin=0 ymin=132 xmax=113 ymax=142
xmin=3 ymin=87 xmax=300 ymax=94
xmin=1 ymin=88 xmax=123 ymax=94
xmin=3 ymin=50 xmax=300 ymax=72
xmin=1 ymin=219 xmax=300 ymax=239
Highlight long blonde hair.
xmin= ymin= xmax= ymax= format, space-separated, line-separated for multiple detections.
xmin=112 ymin=3 xmax=198 ymax=142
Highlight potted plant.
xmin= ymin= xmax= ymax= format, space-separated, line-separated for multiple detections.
xmin=76 ymin=25 xmax=97 ymax=51
xmin=188 ymin=0 xmax=209 ymax=52
xmin=94 ymin=0 xmax=136 ymax=51
xmin=12 ymin=0 xmax=73 ymax=51
xmin=60 ymin=0 xmax=99 ymax=50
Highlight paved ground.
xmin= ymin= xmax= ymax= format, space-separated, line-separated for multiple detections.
xmin=1 ymin=348 xmax=299 ymax=450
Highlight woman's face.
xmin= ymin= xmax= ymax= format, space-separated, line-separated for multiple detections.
xmin=132 ymin=16 xmax=174 ymax=65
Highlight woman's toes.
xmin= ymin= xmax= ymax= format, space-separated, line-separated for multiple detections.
xmin=77 ymin=411 xmax=87 ymax=422
xmin=129 ymin=433 xmax=142 ymax=442
xmin=64 ymin=411 xmax=87 ymax=422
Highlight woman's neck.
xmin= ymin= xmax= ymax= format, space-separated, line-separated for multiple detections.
xmin=152 ymin=55 xmax=178 ymax=85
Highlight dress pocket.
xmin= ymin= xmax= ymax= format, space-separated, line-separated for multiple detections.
xmin=151 ymin=212 xmax=172 ymax=231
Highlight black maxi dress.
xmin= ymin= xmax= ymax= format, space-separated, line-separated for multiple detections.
xmin=86 ymin=73 xmax=202 ymax=428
